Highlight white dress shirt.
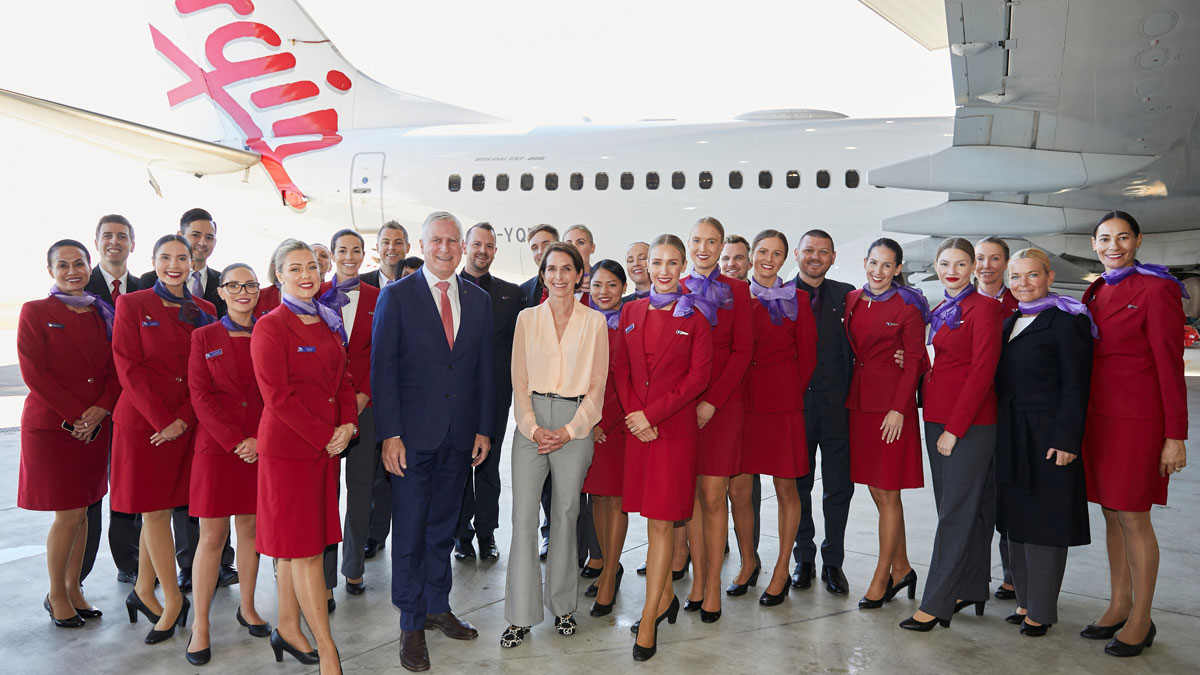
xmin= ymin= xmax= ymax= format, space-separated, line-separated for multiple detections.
xmin=422 ymin=265 xmax=461 ymax=338
xmin=98 ymin=266 xmax=131 ymax=295
xmin=340 ymin=285 xmax=360 ymax=343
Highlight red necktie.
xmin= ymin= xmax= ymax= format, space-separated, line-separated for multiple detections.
xmin=111 ymin=278 xmax=121 ymax=300
xmin=436 ymin=281 xmax=454 ymax=350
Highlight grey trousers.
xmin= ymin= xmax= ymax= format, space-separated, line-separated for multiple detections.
xmin=341 ymin=406 xmax=380 ymax=579
xmin=920 ymin=422 xmax=995 ymax=620
xmin=505 ymin=395 xmax=594 ymax=626
xmin=1009 ymin=540 xmax=1068 ymax=625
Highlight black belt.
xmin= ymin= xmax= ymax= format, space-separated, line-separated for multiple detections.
xmin=533 ymin=391 xmax=584 ymax=403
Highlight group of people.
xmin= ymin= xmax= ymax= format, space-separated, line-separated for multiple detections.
xmin=16 ymin=206 xmax=1187 ymax=671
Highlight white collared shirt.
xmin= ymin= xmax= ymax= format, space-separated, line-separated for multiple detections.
xmin=341 ymin=285 xmax=360 ymax=343
xmin=379 ymin=267 xmax=395 ymax=285
xmin=421 ymin=265 xmax=461 ymax=338
xmin=98 ymin=266 xmax=131 ymax=294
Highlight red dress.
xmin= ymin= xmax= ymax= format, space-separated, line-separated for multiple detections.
xmin=741 ymin=289 xmax=817 ymax=478
xmin=583 ymin=324 xmax=626 ymax=496
xmin=252 ymin=307 xmax=357 ymax=558
xmin=615 ymin=300 xmax=713 ymax=521
xmin=110 ymin=289 xmax=216 ymax=513
xmin=17 ymin=298 xmax=120 ymax=511
xmin=697 ymin=275 xmax=754 ymax=476
xmin=845 ymin=291 xmax=927 ymax=490
xmin=187 ymin=322 xmax=263 ymax=517
xmin=254 ymin=284 xmax=280 ymax=320
xmin=1083 ymin=273 xmax=1187 ymax=510
xmin=923 ymin=292 xmax=1003 ymax=437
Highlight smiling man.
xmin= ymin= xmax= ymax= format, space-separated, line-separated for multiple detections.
xmin=518 ymin=224 xmax=559 ymax=307
xmin=361 ymin=220 xmax=411 ymax=287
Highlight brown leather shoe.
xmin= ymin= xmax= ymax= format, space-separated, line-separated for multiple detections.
xmin=400 ymin=629 xmax=430 ymax=672
xmin=424 ymin=611 xmax=479 ymax=640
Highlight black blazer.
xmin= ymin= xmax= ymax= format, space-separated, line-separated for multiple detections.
xmin=86 ymin=266 xmax=141 ymax=305
xmin=519 ymin=275 xmax=545 ymax=309
xmin=359 ymin=269 xmax=384 ymax=288
xmin=460 ymin=271 xmax=522 ymax=406
xmin=795 ymin=275 xmax=855 ymax=400
xmin=139 ymin=267 xmax=226 ymax=317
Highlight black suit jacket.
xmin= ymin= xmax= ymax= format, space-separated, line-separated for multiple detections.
xmin=138 ymin=267 xmax=226 ymax=317
xmin=460 ymin=271 xmax=523 ymax=413
xmin=86 ymin=266 xmax=141 ymax=305
xmin=519 ymin=275 xmax=545 ymax=309
xmin=359 ymin=269 xmax=382 ymax=288
xmin=794 ymin=274 xmax=855 ymax=399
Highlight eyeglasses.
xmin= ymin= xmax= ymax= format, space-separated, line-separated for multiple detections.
xmin=221 ymin=281 xmax=261 ymax=294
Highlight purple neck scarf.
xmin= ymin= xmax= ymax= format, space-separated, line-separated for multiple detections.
xmin=750 ymin=276 xmax=799 ymax=325
xmin=928 ymin=285 xmax=975 ymax=344
xmin=1018 ymin=292 xmax=1099 ymax=339
xmin=649 ymin=286 xmax=718 ymax=325
xmin=281 ymin=291 xmax=347 ymax=344
xmin=684 ymin=267 xmax=735 ymax=314
xmin=318 ymin=274 xmax=361 ymax=310
xmin=1102 ymin=260 xmax=1190 ymax=298
xmin=588 ymin=297 xmax=622 ymax=330
xmin=221 ymin=314 xmax=255 ymax=333
xmin=861 ymin=282 xmax=931 ymax=324
xmin=153 ymin=279 xmax=215 ymax=328
xmin=48 ymin=285 xmax=115 ymax=339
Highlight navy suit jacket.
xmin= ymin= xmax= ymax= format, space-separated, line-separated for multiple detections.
xmin=371 ymin=268 xmax=496 ymax=452
xmin=519 ymin=275 xmax=544 ymax=309
xmin=87 ymin=266 xmax=141 ymax=305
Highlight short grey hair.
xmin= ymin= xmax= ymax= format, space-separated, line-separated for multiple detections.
xmin=421 ymin=211 xmax=464 ymax=242
xmin=271 ymin=238 xmax=315 ymax=277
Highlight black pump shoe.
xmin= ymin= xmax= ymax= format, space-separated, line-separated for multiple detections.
xmin=994 ymin=584 xmax=1016 ymax=600
xmin=885 ymin=570 xmax=918 ymax=601
xmin=954 ymin=600 xmax=985 ymax=616
xmin=587 ymin=563 xmax=623 ymax=599
xmin=759 ymin=582 xmax=791 ymax=607
xmin=1081 ymin=619 xmax=1127 ymax=640
xmin=858 ymin=578 xmax=895 ymax=610
xmin=580 ymin=562 xmax=603 ymax=579
xmin=900 ymin=615 xmax=950 ymax=631
xmin=700 ymin=608 xmax=722 ymax=623
xmin=185 ymin=635 xmax=211 ymax=665
xmin=630 ymin=596 xmax=679 ymax=635
xmin=125 ymin=589 xmax=161 ymax=624
xmin=270 ymin=628 xmax=320 ymax=664
xmin=145 ymin=596 xmax=190 ymax=644
xmin=632 ymin=630 xmax=658 ymax=661
xmin=44 ymin=595 xmax=84 ymax=628
xmin=236 ymin=607 xmax=272 ymax=638
xmin=671 ymin=554 xmax=691 ymax=582
xmin=1005 ymin=612 xmax=1025 ymax=625
xmin=1019 ymin=619 xmax=1051 ymax=637
xmin=74 ymin=605 xmax=102 ymax=619
xmin=725 ymin=555 xmax=761 ymax=596
xmin=1105 ymin=622 xmax=1156 ymax=657
xmin=683 ymin=598 xmax=703 ymax=612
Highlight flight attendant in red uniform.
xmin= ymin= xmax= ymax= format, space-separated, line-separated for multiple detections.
xmin=1080 ymin=211 xmax=1188 ymax=657
xmin=253 ymin=239 xmax=357 ymax=674
xmin=19 ymin=239 xmax=119 ymax=627
xmin=739 ymin=229 xmax=817 ymax=609
xmin=584 ymin=259 xmax=631 ymax=617
xmin=112 ymin=234 xmax=216 ymax=644
xmin=614 ymin=234 xmax=713 ymax=661
xmin=184 ymin=263 xmax=269 ymax=665
xmin=844 ymin=237 xmax=929 ymax=610
xmin=682 ymin=217 xmax=753 ymax=621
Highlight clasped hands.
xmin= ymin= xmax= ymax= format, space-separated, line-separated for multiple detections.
xmin=625 ymin=410 xmax=658 ymax=442
xmin=326 ymin=423 xmax=357 ymax=457
xmin=69 ymin=406 xmax=108 ymax=443
xmin=534 ymin=427 xmax=570 ymax=455
xmin=150 ymin=418 xmax=188 ymax=446
xmin=234 ymin=437 xmax=258 ymax=463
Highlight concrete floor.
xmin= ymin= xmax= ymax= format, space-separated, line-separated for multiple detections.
xmin=1 ymin=389 xmax=1197 ymax=674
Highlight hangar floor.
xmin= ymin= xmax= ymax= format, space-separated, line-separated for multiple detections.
xmin=1 ymin=385 xmax=1196 ymax=675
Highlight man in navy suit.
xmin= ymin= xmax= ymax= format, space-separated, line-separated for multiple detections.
xmin=373 ymin=211 xmax=495 ymax=672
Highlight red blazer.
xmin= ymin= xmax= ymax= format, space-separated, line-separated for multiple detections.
xmin=844 ymin=290 xmax=928 ymax=413
xmin=1084 ymin=274 xmax=1188 ymax=439
xmin=599 ymin=326 xmax=627 ymax=437
xmin=744 ymin=289 xmax=817 ymax=413
xmin=924 ymin=291 xmax=1003 ymax=437
xmin=254 ymin=284 xmax=281 ymax=320
xmin=317 ymin=278 xmax=379 ymax=401
xmin=702 ymin=275 xmax=754 ymax=409
xmin=613 ymin=299 xmax=714 ymax=439
xmin=251 ymin=305 xmax=357 ymax=459
xmin=112 ymin=289 xmax=216 ymax=431
xmin=17 ymin=297 xmax=120 ymax=430
xmin=188 ymin=322 xmax=264 ymax=455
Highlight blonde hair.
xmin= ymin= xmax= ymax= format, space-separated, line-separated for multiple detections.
xmin=1009 ymin=247 xmax=1051 ymax=274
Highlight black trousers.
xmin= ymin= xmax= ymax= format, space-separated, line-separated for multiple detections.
xmin=456 ymin=403 xmax=510 ymax=541
xmin=173 ymin=506 xmax=235 ymax=570
xmin=81 ymin=502 xmax=141 ymax=581
xmin=792 ymin=392 xmax=854 ymax=567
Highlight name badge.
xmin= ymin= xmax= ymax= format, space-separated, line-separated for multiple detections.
xmin=142 ymin=320 xmax=160 ymax=327
xmin=47 ymin=322 xmax=64 ymax=329
xmin=676 ymin=329 xmax=690 ymax=336
xmin=1127 ymin=304 xmax=1139 ymax=309
xmin=205 ymin=349 xmax=223 ymax=359
xmin=625 ymin=323 xmax=635 ymax=334
xmin=298 ymin=346 xmax=316 ymax=353
xmin=885 ymin=321 xmax=899 ymax=327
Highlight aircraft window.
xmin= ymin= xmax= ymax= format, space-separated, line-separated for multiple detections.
xmin=817 ymin=170 xmax=830 ymax=189
xmin=845 ymin=170 xmax=860 ymax=188
xmin=595 ymin=172 xmax=609 ymax=190
xmin=620 ymin=172 xmax=634 ymax=190
xmin=758 ymin=170 xmax=773 ymax=189
xmin=448 ymin=174 xmax=461 ymax=192
xmin=786 ymin=170 xmax=800 ymax=189
xmin=729 ymin=171 xmax=743 ymax=189
xmin=520 ymin=173 xmax=534 ymax=191
xmin=472 ymin=174 xmax=485 ymax=192
xmin=496 ymin=173 xmax=509 ymax=191
xmin=646 ymin=172 xmax=660 ymax=190
xmin=699 ymin=171 xmax=713 ymax=189
xmin=672 ymin=171 xmax=685 ymax=189
xmin=545 ymin=173 xmax=559 ymax=191
xmin=570 ymin=172 xmax=584 ymax=191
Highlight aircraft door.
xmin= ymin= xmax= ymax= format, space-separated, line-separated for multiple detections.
xmin=350 ymin=152 xmax=385 ymax=230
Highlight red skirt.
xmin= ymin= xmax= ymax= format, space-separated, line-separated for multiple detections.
xmin=849 ymin=410 xmax=923 ymax=490
xmin=623 ymin=434 xmax=697 ymax=521
xmin=1083 ymin=414 xmax=1168 ymax=511
xmin=110 ymin=421 xmax=193 ymax=513
xmin=698 ymin=397 xmax=745 ymax=477
xmin=256 ymin=453 xmax=341 ymax=558
xmin=18 ymin=427 xmax=110 ymax=511
xmin=584 ymin=428 xmax=626 ymax=497
xmin=741 ymin=408 xmax=808 ymax=478
xmin=190 ymin=448 xmax=258 ymax=518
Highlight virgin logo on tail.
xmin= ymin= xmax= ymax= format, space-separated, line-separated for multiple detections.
xmin=150 ymin=0 xmax=351 ymax=209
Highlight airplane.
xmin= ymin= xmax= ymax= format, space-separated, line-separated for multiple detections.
xmin=1 ymin=0 xmax=1198 ymax=317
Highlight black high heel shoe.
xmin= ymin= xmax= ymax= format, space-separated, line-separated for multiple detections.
xmin=185 ymin=635 xmax=211 ymax=665
xmin=700 ymin=607 xmax=722 ymax=623
xmin=954 ymin=600 xmax=985 ymax=616
xmin=858 ymin=578 xmax=894 ymax=609
xmin=885 ymin=570 xmax=918 ymax=601
xmin=1081 ymin=618 xmax=1127 ymax=640
xmin=589 ymin=564 xmax=624 ymax=616
xmin=270 ymin=629 xmax=320 ymax=664
xmin=671 ymin=554 xmax=691 ymax=582
xmin=237 ymin=607 xmax=272 ymax=638
xmin=1004 ymin=612 xmax=1025 ymax=625
xmin=899 ymin=615 xmax=950 ymax=631
xmin=683 ymin=598 xmax=703 ymax=612
xmin=74 ymin=606 xmax=102 ymax=619
xmin=125 ymin=590 xmax=161 ymax=624
xmin=759 ymin=579 xmax=791 ymax=607
xmin=725 ymin=554 xmax=761 ymax=596
xmin=630 ymin=595 xmax=679 ymax=635
xmin=1019 ymin=619 xmax=1051 ymax=637
xmin=632 ymin=628 xmax=658 ymax=661
xmin=145 ymin=596 xmax=190 ymax=644
xmin=44 ymin=595 xmax=85 ymax=628
xmin=1105 ymin=622 xmax=1156 ymax=657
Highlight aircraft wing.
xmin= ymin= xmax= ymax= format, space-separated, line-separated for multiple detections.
xmin=866 ymin=1 xmax=1200 ymax=247
xmin=0 ymin=87 xmax=260 ymax=176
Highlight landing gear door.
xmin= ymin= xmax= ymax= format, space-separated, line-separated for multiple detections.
xmin=350 ymin=152 xmax=385 ymax=231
